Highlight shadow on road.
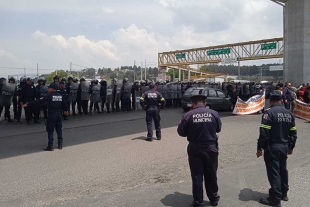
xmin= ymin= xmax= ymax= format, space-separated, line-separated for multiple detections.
xmin=160 ymin=191 xmax=213 ymax=207
xmin=131 ymin=136 xmax=148 ymax=140
xmin=0 ymin=108 xmax=235 ymax=160
xmin=238 ymin=188 xmax=268 ymax=202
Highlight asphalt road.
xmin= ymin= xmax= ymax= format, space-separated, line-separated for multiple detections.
xmin=0 ymin=107 xmax=309 ymax=207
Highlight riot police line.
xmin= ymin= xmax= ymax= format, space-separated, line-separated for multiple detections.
xmin=0 ymin=75 xmax=277 ymax=124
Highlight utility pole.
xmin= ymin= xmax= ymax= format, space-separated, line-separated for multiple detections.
xmin=260 ymin=67 xmax=263 ymax=82
xmin=70 ymin=62 xmax=72 ymax=74
xmin=144 ymin=60 xmax=147 ymax=80
xmin=238 ymin=59 xmax=241 ymax=80
xmin=24 ymin=68 xmax=26 ymax=77
xmin=134 ymin=60 xmax=136 ymax=81
xmin=141 ymin=62 xmax=143 ymax=81
xmin=37 ymin=63 xmax=39 ymax=77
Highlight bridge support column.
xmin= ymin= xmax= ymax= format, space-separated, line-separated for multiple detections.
xmin=178 ymin=68 xmax=181 ymax=81
xmin=188 ymin=70 xmax=190 ymax=81
xmin=284 ymin=0 xmax=310 ymax=86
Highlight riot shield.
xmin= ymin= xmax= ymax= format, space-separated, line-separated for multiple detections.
xmin=80 ymin=81 xmax=90 ymax=101
xmin=162 ymin=84 xmax=168 ymax=99
xmin=115 ymin=82 xmax=121 ymax=102
xmin=166 ymin=84 xmax=172 ymax=99
xmin=142 ymin=86 xmax=148 ymax=94
xmin=90 ymin=84 xmax=101 ymax=102
xmin=0 ymin=83 xmax=16 ymax=106
xmin=68 ymin=82 xmax=79 ymax=102
xmin=122 ymin=83 xmax=132 ymax=99
xmin=171 ymin=84 xmax=177 ymax=99
xmin=177 ymin=84 xmax=182 ymax=99
xmin=106 ymin=85 xmax=113 ymax=104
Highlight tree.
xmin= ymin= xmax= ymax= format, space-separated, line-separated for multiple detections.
xmin=200 ymin=65 xmax=210 ymax=71
xmin=45 ymin=70 xmax=68 ymax=84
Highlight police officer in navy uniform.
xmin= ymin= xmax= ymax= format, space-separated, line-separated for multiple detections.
xmin=140 ymin=83 xmax=165 ymax=142
xmin=22 ymin=83 xmax=68 ymax=151
xmin=58 ymin=81 xmax=68 ymax=120
xmin=20 ymin=77 xmax=40 ymax=125
xmin=177 ymin=94 xmax=221 ymax=207
xmin=257 ymin=90 xmax=297 ymax=207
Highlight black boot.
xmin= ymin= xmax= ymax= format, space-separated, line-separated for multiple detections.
xmin=259 ymin=197 xmax=281 ymax=207
xmin=58 ymin=144 xmax=63 ymax=150
xmin=44 ymin=147 xmax=54 ymax=151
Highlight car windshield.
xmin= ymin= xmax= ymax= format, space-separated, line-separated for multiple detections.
xmin=184 ymin=88 xmax=194 ymax=95
xmin=191 ymin=89 xmax=203 ymax=95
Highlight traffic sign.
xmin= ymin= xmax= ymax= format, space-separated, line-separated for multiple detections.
xmin=207 ymin=48 xmax=230 ymax=56
xmin=261 ymin=43 xmax=277 ymax=50
xmin=176 ymin=53 xmax=185 ymax=59
xmin=269 ymin=65 xmax=283 ymax=71
xmin=221 ymin=57 xmax=237 ymax=64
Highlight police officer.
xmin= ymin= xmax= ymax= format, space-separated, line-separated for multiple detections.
xmin=132 ymin=80 xmax=141 ymax=110
xmin=89 ymin=79 xmax=101 ymax=114
xmin=36 ymin=77 xmax=48 ymax=120
xmin=121 ymin=78 xmax=131 ymax=112
xmin=16 ymin=77 xmax=27 ymax=122
xmin=22 ymin=83 xmax=68 ymax=151
xmin=257 ymin=91 xmax=297 ymax=207
xmin=177 ymin=94 xmax=222 ymax=207
xmin=140 ymin=83 xmax=165 ymax=142
xmin=53 ymin=75 xmax=60 ymax=86
xmin=100 ymin=79 xmax=107 ymax=112
xmin=59 ymin=81 xmax=68 ymax=120
xmin=20 ymin=77 xmax=40 ymax=125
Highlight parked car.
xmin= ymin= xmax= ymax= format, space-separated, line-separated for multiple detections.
xmin=181 ymin=87 xmax=233 ymax=112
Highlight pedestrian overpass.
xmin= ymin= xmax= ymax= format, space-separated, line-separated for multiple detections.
xmin=158 ymin=37 xmax=284 ymax=81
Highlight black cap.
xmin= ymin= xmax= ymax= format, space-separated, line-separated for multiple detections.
xmin=190 ymin=94 xmax=207 ymax=102
xmin=270 ymin=90 xmax=282 ymax=100
xmin=48 ymin=83 xmax=58 ymax=90
xmin=149 ymin=83 xmax=156 ymax=89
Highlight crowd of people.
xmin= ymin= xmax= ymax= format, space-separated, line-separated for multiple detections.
xmin=1 ymin=75 xmax=309 ymax=124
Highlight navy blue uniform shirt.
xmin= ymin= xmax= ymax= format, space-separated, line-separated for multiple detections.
xmin=178 ymin=104 xmax=222 ymax=145
xmin=258 ymin=103 xmax=297 ymax=150
xmin=140 ymin=90 xmax=165 ymax=108
xmin=27 ymin=92 xmax=68 ymax=114
xmin=20 ymin=84 xmax=37 ymax=103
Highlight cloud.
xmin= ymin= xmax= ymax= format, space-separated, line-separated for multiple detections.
xmin=32 ymin=30 xmax=119 ymax=61
xmin=0 ymin=0 xmax=284 ymax=76
xmin=0 ymin=50 xmax=33 ymax=76
xmin=102 ymin=7 xmax=115 ymax=14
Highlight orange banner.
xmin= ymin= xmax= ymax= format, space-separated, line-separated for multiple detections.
xmin=233 ymin=92 xmax=265 ymax=115
xmin=294 ymin=100 xmax=310 ymax=121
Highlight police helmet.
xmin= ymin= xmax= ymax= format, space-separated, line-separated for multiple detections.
xmin=26 ymin=77 xmax=33 ymax=82
xmin=134 ymin=80 xmax=140 ymax=83
xmin=80 ymin=77 xmax=85 ymax=82
xmin=67 ymin=76 xmax=73 ymax=81
xmin=91 ymin=79 xmax=96 ymax=84
xmin=8 ymin=77 xmax=16 ymax=83
xmin=100 ymin=79 xmax=107 ymax=85
xmin=0 ymin=77 xmax=7 ymax=84
xmin=61 ymin=77 xmax=67 ymax=83
xmin=123 ymin=78 xmax=128 ymax=83
xmin=37 ymin=77 xmax=46 ymax=84
xmin=20 ymin=77 xmax=26 ymax=83
xmin=73 ymin=78 xmax=79 ymax=83
xmin=53 ymin=75 xmax=59 ymax=80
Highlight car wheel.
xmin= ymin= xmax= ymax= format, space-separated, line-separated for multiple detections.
xmin=183 ymin=107 xmax=190 ymax=112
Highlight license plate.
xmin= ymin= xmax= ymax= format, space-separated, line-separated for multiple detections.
xmin=187 ymin=104 xmax=192 ymax=107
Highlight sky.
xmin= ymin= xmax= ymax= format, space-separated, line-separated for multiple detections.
xmin=0 ymin=0 xmax=284 ymax=76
